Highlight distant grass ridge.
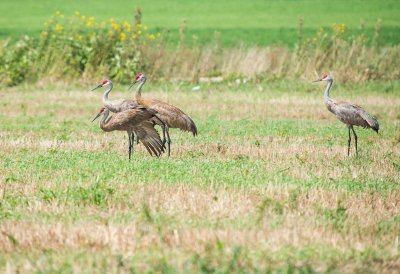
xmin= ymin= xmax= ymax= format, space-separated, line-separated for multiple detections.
xmin=1 ymin=0 xmax=400 ymax=46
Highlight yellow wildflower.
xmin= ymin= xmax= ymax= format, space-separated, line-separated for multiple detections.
xmin=157 ymin=32 xmax=161 ymax=37
xmin=108 ymin=30 xmax=113 ymax=37
xmin=54 ymin=23 xmax=63 ymax=32
xmin=111 ymin=23 xmax=120 ymax=31
xmin=120 ymin=32 xmax=126 ymax=41
xmin=340 ymin=23 xmax=346 ymax=33
xmin=144 ymin=25 xmax=148 ymax=30
xmin=136 ymin=23 xmax=142 ymax=28
xmin=101 ymin=21 xmax=106 ymax=28
xmin=86 ymin=17 xmax=94 ymax=27
xmin=131 ymin=34 xmax=137 ymax=39
xmin=123 ymin=21 xmax=131 ymax=32
xmin=148 ymin=34 xmax=155 ymax=40
xmin=82 ymin=15 xmax=86 ymax=21
xmin=41 ymin=31 xmax=48 ymax=37
xmin=75 ymin=11 xmax=80 ymax=16
xmin=137 ymin=30 xmax=142 ymax=35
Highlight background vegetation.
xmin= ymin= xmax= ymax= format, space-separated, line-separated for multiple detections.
xmin=0 ymin=0 xmax=400 ymax=86
xmin=0 ymin=0 xmax=399 ymax=273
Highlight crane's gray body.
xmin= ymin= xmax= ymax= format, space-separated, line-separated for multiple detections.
xmin=95 ymin=107 xmax=165 ymax=158
xmin=317 ymin=75 xmax=379 ymax=156
xmin=323 ymin=80 xmax=379 ymax=132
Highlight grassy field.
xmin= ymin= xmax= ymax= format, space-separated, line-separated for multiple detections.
xmin=0 ymin=0 xmax=399 ymax=46
xmin=0 ymin=81 xmax=399 ymax=272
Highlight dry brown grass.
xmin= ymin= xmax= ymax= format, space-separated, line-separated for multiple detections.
xmin=1 ymin=184 xmax=399 ymax=272
xmin=144 ymin=45 xmax=400 ymax=83
xmin=1 ymin=183 xmax=398 ymax=249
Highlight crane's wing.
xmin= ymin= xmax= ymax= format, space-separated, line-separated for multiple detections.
xmin=349 ymin=103 xmax=380 ymax=132
xmin=112 ymin=107 xmax=155 ymax=127
xmin=146 ymin=99 xmax=197 ymax=136
xmin=135 ymin=121 xmax=165 ymax=157
xmin=106 ymin=99 xmax=139 ymax=113
xmin=334 ymin=101 xmax=379 ymax=132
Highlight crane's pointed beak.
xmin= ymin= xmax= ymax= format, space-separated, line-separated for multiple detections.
xmin=91 ymin=112 xmax=102 ymax=122
xmin=313 ymin=78 xmax=322 ymax=82
xmin=128 ymin=80 xmax=138 ymax=90
xmin=91 ymin=84 xmax=102 ymax=91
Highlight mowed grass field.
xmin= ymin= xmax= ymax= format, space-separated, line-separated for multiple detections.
xmin=0 ymin=0 xmax=399 ymax=46
xmin=0 ymin=81 xmax=399 ymax=272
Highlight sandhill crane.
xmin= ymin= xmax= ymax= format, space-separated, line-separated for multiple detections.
xmin=314 ymin=74 xmax=379 ymax=156
xmin=128 ymin=73 xmax=198 ymax=154
xmin=92 ymin=106 xmax=165 ymax=159
xmin=91 ymin=79 xmax=171 ymax=156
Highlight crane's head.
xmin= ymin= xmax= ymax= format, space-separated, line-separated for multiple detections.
xmin=91 ymin=107 xmax=106 ymax=122
xmin=128 ymin=73 xmax=146 ymax=90
xmin=91 ymin=79 xmax=112 ymax=91
xmin=313 ymin=74 xmax=333 ymax=82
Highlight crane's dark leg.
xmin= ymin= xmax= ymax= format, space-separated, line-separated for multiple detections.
xmin=165 ymin=125 xmax=171 ymax=158
xmin=347 ymin=126 xmax=352 ymax=156
xmin=131 ymin=132 xmax=135 ymax=151
xmin=161 ymin=123 xmax=167 ymax=147
xmin=128 ymin=132 xmax=132 ymax=160
xmin=351 ymin=126 xmax=358 ymax=156
xmin=154 ymin=115 xmax=167 ymax=146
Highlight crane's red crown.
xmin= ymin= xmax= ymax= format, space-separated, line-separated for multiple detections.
xmin=135 ymin=73 xmax=142 ymax=79
xmin=102 ymin=80 xmax=109 ymax=85
xmin=322 ymin=74 xmax=328 ymax=79
xmin=99 ymin=107 xmax=105 ymax=113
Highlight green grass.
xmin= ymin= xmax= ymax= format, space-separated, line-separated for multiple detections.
xmin=1 ymin=0 xmax=400 ymax=46
xmin=0 ymin=81 xmax=399 ymax=272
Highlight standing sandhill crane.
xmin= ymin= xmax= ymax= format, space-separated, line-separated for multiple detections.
xmin=92 ymin=106 xmax=165 ymax=159
xmin=91 ymin=79 xmax=170 ymax=156
xmin=128 ymin=73 xmax=198 ymax=154
xmin=314 ymin=74 xmax=379 ymax=156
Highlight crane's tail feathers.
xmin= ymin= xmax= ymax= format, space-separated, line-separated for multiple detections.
xmin=181 ymin=114 xmax=197 ymax=136
xmin=359 ymin=110 xmax=379 ymax=133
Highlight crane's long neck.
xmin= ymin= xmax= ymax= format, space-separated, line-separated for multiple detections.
xmin=135 ymin=78 xmax=146 ymax=102
xmin=99 ymin=109 xmax=112 ymax=131
xmin=323 ymin=80 xmax=334 ymax=106
xmin=102 ymin=83 xmax=113 ymax=104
